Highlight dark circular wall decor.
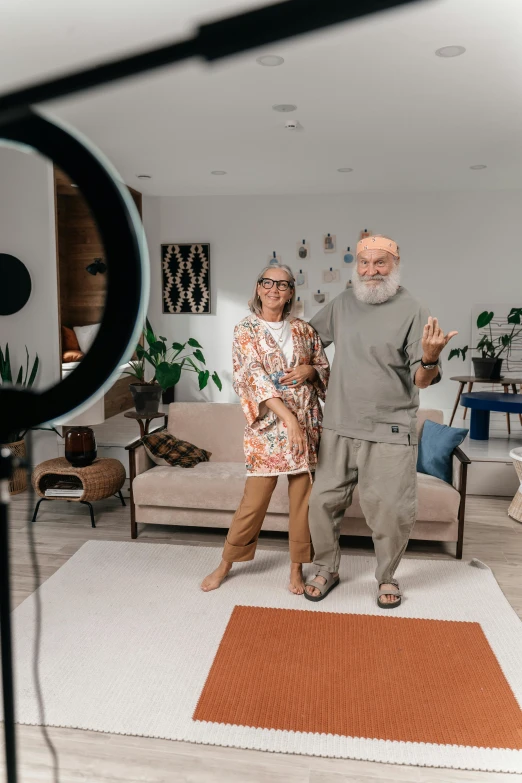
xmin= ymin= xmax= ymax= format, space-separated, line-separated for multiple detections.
xmin=0 ymin=253 xmax=32 ymax=315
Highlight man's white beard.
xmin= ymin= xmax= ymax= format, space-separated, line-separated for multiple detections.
xmin=352 ymin=264 xmax=401 ymax=304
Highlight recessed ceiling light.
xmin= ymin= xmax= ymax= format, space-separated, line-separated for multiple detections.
xmin=136 ymin=174 xmax=152 ymax=179
xmin=70 ymin=183 xmax=79 ymax=188
xmin=337 ymin=168 xmax=354 ymax=173
xmin=470 ymin=164 xmax=487 ymax=170
xmin=435 ymin=46 xmax=466 ymax=58
xmin=256 ymin=55 xmax=284 ymax=66
xmin=272 ymin=104 xmax=297 ymax=112
xmin=211 ymin=170 xmax=227 ymax=175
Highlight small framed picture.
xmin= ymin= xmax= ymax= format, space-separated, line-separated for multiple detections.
xmin=293 ymin=297 xmax=305 ymax=318
xmin=296 ymin=240 xmax=310 ymax=260
xmin=295 ymin=269 xmax=308 ymax=289
xmin=343 ymin=246 xmax=354 ymax=264
xmin=322 ymin=268 xmax=340 ymax=284
xmin=323 ymin=234 xmax=336 ymax=253
xmin=346 ymin=279 xmax=353 ymax=289
xmin=313 ymin=290 xmax=330 ymax=305
xmin=268 ymin=251 xmax=281 ymax=266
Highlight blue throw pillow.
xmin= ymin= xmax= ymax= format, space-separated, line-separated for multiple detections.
xmin=417 ymin=419 xmax=468 ymax=484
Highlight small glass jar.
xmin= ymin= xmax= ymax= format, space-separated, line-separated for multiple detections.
xmin=64 ymin=427 xmax=97 ymax=468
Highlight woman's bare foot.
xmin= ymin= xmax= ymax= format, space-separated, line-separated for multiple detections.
xmin=201 ymin=560 xmax=232 ymax=592
xmin=289 ymin=563 xmax=305 ymax=595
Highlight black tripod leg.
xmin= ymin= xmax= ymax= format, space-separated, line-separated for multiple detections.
xmin=0 ymin=486 xmax=19 ymax=783
xmin=31 ymin=497 xmax=46 ymax=523
xmin=81 ymin=501 xmax=96 ymax=528
xmin=117 ymin=490 xmax=126 ymax=507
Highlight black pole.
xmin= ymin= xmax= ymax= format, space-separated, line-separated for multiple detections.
xmin=0 ymin=450 xmax=18 ymax=783
xmin=0 ymin=0 xmax=423 ymax=120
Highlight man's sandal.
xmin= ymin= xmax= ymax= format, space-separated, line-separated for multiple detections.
xmin=377 ymin=584 xmax=402 ymax=609
xmin=304 ymin=569 xmax=340 ymax=602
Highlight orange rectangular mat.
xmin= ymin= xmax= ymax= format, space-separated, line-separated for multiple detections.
xmin=194 ymin=606 xmax=522 ymax=749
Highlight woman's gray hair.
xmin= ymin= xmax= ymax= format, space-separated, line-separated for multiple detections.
xmin=249 ymin=263 xmax=297 ymax=319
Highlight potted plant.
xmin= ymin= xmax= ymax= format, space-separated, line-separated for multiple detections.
xmin=124 ymin=319 xmax=222 ymax=414
xmin=0 ymin=344 xmax=39 ymax=494
xmin=449 ymin=308 xmax=522 ymax=380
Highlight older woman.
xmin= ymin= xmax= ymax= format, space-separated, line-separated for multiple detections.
xmin=201 ymin=263 xmax=329 ymax=594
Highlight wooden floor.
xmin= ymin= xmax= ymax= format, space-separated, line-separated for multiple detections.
xmin=3 ymin=489 xmax=522 ymax=783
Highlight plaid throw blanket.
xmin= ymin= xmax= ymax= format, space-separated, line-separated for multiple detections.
xmin=141 ymin=431 xmax=211 ymax=468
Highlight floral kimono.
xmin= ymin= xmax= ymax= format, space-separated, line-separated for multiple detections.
xmin=232 ymin=314 xmax=330 ymax=476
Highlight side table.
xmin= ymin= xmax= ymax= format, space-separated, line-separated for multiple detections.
xmin=460 ymin=392 xmax=522 ymax=441
xmin=449 ymin=376 xmax=522 ymax=432
xmin=124 ymin=410 xmax=167 ymax=438
xmin=32 ymin=457 xmax=126 ymax=527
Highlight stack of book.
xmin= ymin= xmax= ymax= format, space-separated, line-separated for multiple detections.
xmin=45 ymin=479 xmax=83 ymax=498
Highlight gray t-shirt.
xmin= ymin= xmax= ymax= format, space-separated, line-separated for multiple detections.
xmin=310 ymin=286 xmax=441 ymax=445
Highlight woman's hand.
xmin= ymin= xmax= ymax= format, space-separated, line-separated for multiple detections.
xmin=285 ymin=415 xmax=306 ymax=459
xmin=280 ymin=365 xmax=317 ymax=388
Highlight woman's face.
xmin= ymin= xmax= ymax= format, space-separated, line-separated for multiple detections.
xmin=257 ymin=268 xmax=293 ymax=315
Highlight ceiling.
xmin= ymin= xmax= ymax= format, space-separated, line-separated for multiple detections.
xmin=1 ymin=0 xmax=522 ymax=195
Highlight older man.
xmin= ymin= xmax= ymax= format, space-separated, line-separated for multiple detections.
xmin=304 ymin=235 xmax=457 ymax=607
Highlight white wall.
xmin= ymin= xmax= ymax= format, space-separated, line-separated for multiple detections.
xmin=0 ymin=145 xmax=60 ymax=462
xmin=143 ymin=191 xmax=522 ymax=418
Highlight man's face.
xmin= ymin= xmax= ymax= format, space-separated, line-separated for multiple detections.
xmin=357 ymin=249 xmax=397 ymax=280
xmin=353 ymin=248 xmax=401 ymax=304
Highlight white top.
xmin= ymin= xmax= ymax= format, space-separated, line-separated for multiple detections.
xmin=262 ymin=320 xmax=294 ymax=365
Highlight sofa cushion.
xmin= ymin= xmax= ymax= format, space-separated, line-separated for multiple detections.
xmin=417 ymin=419 xmax=468 ymax=484
xmin=141 ymin=431 xmax=211 ymax=467
xmin=132 ymin=462 xmax=291 ymax=513
xmin=132 ymin=463 xmax=459 ymax=524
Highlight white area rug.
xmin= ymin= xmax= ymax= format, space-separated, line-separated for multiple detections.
xmin=8 ymin=541 xmax=522 ymax=774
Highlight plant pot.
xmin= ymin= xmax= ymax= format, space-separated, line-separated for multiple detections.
xmin=64 ymin=426 xmax=97 ymax=468
xmin=129 ymin=383 xmax=162 ymax=414
xmin=0 ymin=438 xmax=27 ymax=495
xmin=161 ymin=386 xmax=175 ymax=405
xmin=472 ymin=357 xmax=503 ymax=380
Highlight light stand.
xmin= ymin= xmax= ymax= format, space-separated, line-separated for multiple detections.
xmin=0 ymin=447 xmax=18 ymax=783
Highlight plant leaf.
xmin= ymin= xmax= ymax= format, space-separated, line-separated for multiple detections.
xmin=171 ymin=342 xmax=185 ymax=353
xmin=462 ymin=346 xmax=468 ymax=361
xmin=448 ymin=348 xmax=460 ymax=360
xmin=5 ymin=344 xmax=12 ymax=383
xmin=193 ymin=349 xmax=206 ymax=365
xmin=188 ymin=338 xmax=202 ymax=348
xmin=476 ymin=311 xmax=493 ymax=329
xmin=15 ymin=365 xmax=23 ymax=385
xmin=198 ymin=370 xmax=210 ymax=390
xmin=24 ymin=345 xmax=29 ymax=386
xmin=212 ymin=371 xmax=222 ymax=391
xmin=155 ymin=361 xmax=182 ymax=391
xmin=508 ymin=311 xmax=521 ymax=325
xmin=28 ymin=355 xmax=39 ymax=387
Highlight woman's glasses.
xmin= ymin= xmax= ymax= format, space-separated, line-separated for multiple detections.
xmin=258 ymin=278 xmax=294 ymax=291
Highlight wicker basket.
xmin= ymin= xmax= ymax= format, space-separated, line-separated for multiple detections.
xmin=0 ymin=438 xmax=27 ymax=495
xmin=508 ymin=448 xmax=522 ymax=523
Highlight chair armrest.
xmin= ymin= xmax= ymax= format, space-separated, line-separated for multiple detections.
xmin=452 ymin=446 xmax=470 ymax=493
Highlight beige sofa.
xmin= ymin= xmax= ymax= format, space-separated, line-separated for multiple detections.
xmin=127 ymin=403 xmax=470 ymax=558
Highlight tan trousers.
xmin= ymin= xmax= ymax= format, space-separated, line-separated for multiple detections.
xmin=309 ymin=429 xmax=418 ymax=585
xmin=222 ymin=473 xmax=314 ymax=564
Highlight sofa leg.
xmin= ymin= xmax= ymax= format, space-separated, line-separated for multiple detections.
xmin=456 ymin=539 xmax=463 ymax=560
xmin=131 ymin=519 xmax=137 ymax=539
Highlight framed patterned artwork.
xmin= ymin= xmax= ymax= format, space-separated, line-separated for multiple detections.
xmin=161 ymin=243 xmax=211 ymax=314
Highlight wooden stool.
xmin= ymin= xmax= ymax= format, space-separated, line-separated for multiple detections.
xmin=449 ymin=376 xmax=522 ymax=433
xmin=32 ymin=457 xmax=126 ymax=528
xmin=124 ymin=410 xmax=167 ymax=438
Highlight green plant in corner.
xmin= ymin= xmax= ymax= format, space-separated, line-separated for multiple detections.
xmin=0 ymin=343 xmax=40 ymax=443
xmin=124 ymin=319 xmax=222 ymax=392
xmin=449 ymin=308 xmax=522 ymax=362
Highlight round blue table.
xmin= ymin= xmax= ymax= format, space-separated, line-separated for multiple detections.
xmin=460 ymin=392 xmax=522 ymax=440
